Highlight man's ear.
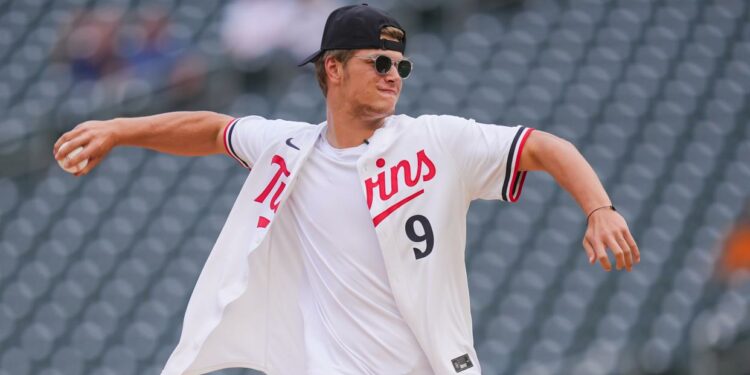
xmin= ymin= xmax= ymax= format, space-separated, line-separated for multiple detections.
xmin=325 ymin=56 xmax=343 ymax=86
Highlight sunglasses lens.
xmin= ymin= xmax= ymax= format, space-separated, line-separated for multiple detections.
xmin=375 ymin=55 xmax=392 ymax=74
xmin=397 ymin=60 xmax=412 ymax=78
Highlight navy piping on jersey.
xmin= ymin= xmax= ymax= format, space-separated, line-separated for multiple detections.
xmin=224 ymin=118 xmax=251 ymax=169
xmin=501 ymin=126 xmax=534 ymax=202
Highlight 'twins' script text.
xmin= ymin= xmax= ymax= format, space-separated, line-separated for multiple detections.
xmin=254 ymin=155 xmax=289 ymax=228
xmin=253 ymin=150 xmax=436 ymax=229
xmin=366 ymin=150 xmax=436 ymax=226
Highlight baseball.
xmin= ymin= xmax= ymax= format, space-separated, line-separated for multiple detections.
xmin=57 ymin=142 xmax=88 ymax=174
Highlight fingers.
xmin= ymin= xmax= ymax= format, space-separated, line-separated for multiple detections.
xmin=593 ymin=239 xmax=611 ymax=272
xmin=584 ymin=235 xmax=637 ymax=272
xmin=53 ymin=132 xmax=72 ymax=156
xmin=53 ymin=121 xmax=116 ymax=176
xmin=66 ymin=140 xmax=98 ymax=168
xmin=54 ymin=131 xmax=89 ymax=161
xmin=585 ymin=209 xmax=641 ymax=272
xmin=54 ymin=124 xmax=86 ymax=157
xmin=584 ymin=234 xmax=612 ymax=271
xmin=625 ymin=230 xmax=640 ymax=263
xmin=606 ymin=236 xmax=624 ymax=271
xmin=54 ymin=120 xmax=101 ymax=159
xmin=615 ymin=234 xmax=633 ymax=272
xmin=583 ymin=238 xmax=596 ymax=264
xmin=74 ymin=155 xmax=102 ymax=177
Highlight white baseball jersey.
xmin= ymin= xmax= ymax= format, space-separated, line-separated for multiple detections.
xmin=160 ymin=114 xmax=534 ymax=375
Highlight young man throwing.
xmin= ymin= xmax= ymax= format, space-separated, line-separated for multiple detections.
xmin=54 ymin=4 xmax=640 ymax=375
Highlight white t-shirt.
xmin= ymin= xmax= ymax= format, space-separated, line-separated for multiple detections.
xmin=287 ymin=127 xmax=433 ymax=375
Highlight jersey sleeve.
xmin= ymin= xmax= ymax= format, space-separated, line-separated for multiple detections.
xmin=223 ymin=115 xmax=304 ymax=169
xmin=433 ymin=115 xmax=535 ymax=202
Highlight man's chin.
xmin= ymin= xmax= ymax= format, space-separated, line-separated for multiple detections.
xmin=358 ymin=101 xmax=397 ymax=118
xmin=376 ymin=98 xmax=398 ymax=115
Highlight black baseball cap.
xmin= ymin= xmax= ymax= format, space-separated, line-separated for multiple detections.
xmin=298 ymin=3 xmax=406 ymax=66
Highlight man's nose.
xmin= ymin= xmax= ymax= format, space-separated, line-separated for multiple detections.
xmin=385 ymin=65 xmax=400 ymax=82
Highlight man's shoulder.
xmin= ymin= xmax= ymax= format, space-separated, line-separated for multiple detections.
xmin=236 ymin=115 xmax=319 ymax=129
xmin=389 ymin=114 xmax=476 ymax=134
xmin=390 ymin=113 xmax=472 ymax=126
xmin=235 ymin=115 xmax=320 ymax=138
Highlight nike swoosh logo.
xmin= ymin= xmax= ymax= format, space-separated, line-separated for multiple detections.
xmin=285 ymin=137 xmax=300 ymax=150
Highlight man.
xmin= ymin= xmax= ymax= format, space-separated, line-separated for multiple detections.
xmin=54 ymin=4 xmax=640 ymax=375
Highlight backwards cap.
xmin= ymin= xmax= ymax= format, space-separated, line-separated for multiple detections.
xmin=298 ymin=3 xmax=406 ymax=66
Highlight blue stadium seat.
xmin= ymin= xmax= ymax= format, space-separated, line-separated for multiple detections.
xmin=134 ymin=299 xmax=172 ymax=334
xmin=150 ymin=276 xmax=191 ymax=312
xmin=463 ymin=14 xmax=504 ymax=44
xmin=123 ymin=320 xmax=160 ymax=360
xmin=562 ymin=269 xmax=599 ymax=301
xmin=98 ymin=278 xmax=138 ymax=317
xmin=0 ymin=346 xmax=31 ymax=375
xmin=608 ymin=8 xmax=645 ymax=37
xmin=100 ymin=345 xmax=138 ymax=375
xmin=478 ymin=339 xmax=513 ymax=373
xmin=97 ymin=216 xmax=138 ymax=252
xmin=64 ymin=196 xmax=106 ymax=233
xmin=469 ymin=271 xmax=500 ymax=316
xmin=20 ymin=322 xmax=56 ymax=361
xmin=83 ymin=300 xmax=120 ymax=338
xmin=645 ymin=26 xmax=683 ymax=60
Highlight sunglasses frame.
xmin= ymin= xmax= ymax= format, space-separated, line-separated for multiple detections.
xmin=353 ymin=54 xmax=413 ymax=79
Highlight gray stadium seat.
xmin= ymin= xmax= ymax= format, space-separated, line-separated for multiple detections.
xmin=150 ymin=276 xmax=190 ymax=311
xmin=83 ymin=300 xmax=120 ymax=337
xmin=123 ymin=320 xmax=160 ymax=360
xmin=98 ymin=279 xmax=138 ymax=317
xmin=0 ymin=346 xmax=31 ymax=375
xmin=114 ymin=258 xmax=153 ymax=295
xmin=101 ymin=345 xmax=138 ymax=375
xmin=463 ymin=14 xmax=503 ymax=44
xmin=562 ymin=269 xmax=599 ymax=301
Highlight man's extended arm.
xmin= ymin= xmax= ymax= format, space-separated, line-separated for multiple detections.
xmin=518 ymin=130 xmax=640 ymax=272
xmin=53 ymin=111 xmax=234 ymax=176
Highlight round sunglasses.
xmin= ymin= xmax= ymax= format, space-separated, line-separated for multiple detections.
xmin=354 ymin=55 xmax=413 ymax=79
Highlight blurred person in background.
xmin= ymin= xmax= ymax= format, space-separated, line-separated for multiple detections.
xmin=118 ymin=6 xmax=209 ymax=109
xmin=54 ymin=5 xmax=209 ymax=109
xmin=221 ymin=0 xmax=341 ymax=93
xmin=57 ymin=7 xmax=124 ymax=81
xmin=118 ymin=6 xmax=184 ymax=83
xmin=167 ymin=53 xmax=209 ymax=110
xmin=53 ymin=4 xmax=640 ymax=374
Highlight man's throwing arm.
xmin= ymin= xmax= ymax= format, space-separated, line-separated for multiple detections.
xmin=53 ymin=111 xmax=235 ymax=177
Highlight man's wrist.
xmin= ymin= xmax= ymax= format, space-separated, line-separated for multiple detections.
xmin=586 ymin=204 xmax=616 ymax=222
xmin=109 ymin=117 xmax=133 ymax=147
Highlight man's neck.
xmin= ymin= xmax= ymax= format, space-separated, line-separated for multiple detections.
xmin=325 ymin=108 xmax=387 ymax=149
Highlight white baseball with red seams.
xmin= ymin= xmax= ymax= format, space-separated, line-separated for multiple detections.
xmin=57 ymin=142 xmax=88 ymax=173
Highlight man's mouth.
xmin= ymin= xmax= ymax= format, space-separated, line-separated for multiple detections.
xmin=378 ymin=88 xmax=398 ymax=96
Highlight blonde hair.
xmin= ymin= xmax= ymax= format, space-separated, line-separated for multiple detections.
xmin=314 ymin=26 xmax=405 ymax=97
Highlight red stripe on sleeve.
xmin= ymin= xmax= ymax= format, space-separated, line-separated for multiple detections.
xmin=222 ymin=117 xmax=235 ymax=157
xmin=222 ymin=118 xmax=250 ymax=169
xmin=507 ymin=128 xmax=534 ymax=203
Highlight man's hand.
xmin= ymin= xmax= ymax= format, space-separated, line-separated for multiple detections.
xmin=54 ymin=120 xmax=120 ymax=177
xmin=582 ymin=208 xmax=640 ymax=272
